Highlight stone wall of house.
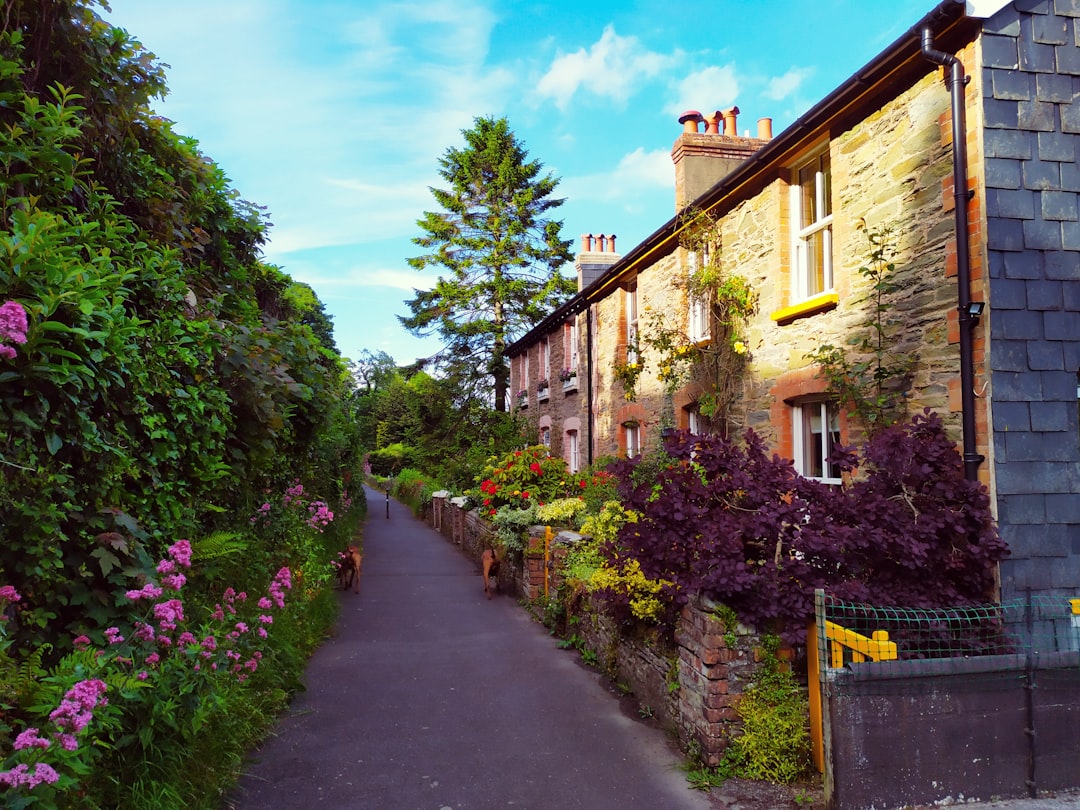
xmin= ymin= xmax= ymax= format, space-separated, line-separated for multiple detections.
xmin=589 ymin=251 xmax=682 ymax=458
xmin=980 ymin=2 xmax=1080 ymax=599
xmin=511 ymin=313 xmax=588 ymax=468
xmin=742 ymin=50 xmax=981 ymax=452
xmin=580 ymin=46 xmax=984 ymax=466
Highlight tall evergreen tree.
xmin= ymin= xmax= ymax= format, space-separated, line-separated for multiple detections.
xmin=400 ymin=116 xmax=575 ymax=410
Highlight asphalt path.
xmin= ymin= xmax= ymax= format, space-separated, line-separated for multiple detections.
xmin=226 ymin=487 xmax=712 ymax=810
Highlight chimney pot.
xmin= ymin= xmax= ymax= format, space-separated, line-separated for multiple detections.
xmin=582 ymin=234 xmax=593 ymax=252
xmin=679 ymin=110 xmax=703 ymax=134
xmin=722 ymin=105 xmax=740 ymax=136
xmin=597 ymin=233 xmax=607 ymax=252
xmin=704 ymin=111 xmax=722 ymax=135
xmin=608 ymin=234 xmax=616 ymax=252
xmin=757 ymin=117 xmax=773 ymax=139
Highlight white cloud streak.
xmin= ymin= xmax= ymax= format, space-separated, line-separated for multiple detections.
xmin=536 ymin=25 xmax=676 ymax=110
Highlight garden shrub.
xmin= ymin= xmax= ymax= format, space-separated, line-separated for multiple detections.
xmin=605 ymin=410 xmax=1008 ymax=643
xmin=727 ymin=636 xmax=812 ymax=783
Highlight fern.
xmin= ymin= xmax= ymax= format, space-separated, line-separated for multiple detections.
xmin=190 ymin=531 xmax=247 ymax=560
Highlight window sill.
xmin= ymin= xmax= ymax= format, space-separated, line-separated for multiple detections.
xmin=537 ymin=388 xmax=550 ymax=402
xmin=561 ymin=379 xmax=578 ymax=393
xmin=770 ymin=292 xmax=839 ymax=324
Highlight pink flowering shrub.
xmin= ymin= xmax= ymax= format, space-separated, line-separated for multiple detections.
xmin=249 ymin=478 xmax=341 ymax=591
xmin=0 ymin=300 xmax=28 ymax=360
xmin=0 ymin=540 xmax=296 ymax=803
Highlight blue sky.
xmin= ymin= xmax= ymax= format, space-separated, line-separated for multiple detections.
xmin=102 ymin=0 xmax=936 ymax=366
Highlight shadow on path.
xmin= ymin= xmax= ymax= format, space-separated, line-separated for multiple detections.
xmin=226 ymin=486 xmax=712 ymax=810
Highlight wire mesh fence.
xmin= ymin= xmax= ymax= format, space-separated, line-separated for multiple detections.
xmin=815 ymin=590 xmax=1080 ymax=693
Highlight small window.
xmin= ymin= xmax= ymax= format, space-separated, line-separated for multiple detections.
xmin=625 ymin=422 xmax=641 ymax=458
xmin=626 ymin=283 xmax=639 ymax=363
xmin=688 ymin=249 xmax=711 ymax=343
xmin=567 ymin=429 xmax=579 ymax=473
xmin=539 ymin=337 xmax=550 ymax=383
xmin=793 ymin=400 xmax=841 ymax=484
xmin=540 ymin=426 xmax=551 ymax=448
xmin=564 ymin=319 xmax=579 ymax=373
xmin=687 ymin=406 xmax=706 ymax=436
xmin=791 ymin=151 xmax=833 ymax=301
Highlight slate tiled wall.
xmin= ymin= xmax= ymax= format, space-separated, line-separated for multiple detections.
xmin=983 ymin=0 xmax=1080 ymax=597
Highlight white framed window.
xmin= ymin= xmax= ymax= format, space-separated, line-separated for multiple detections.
xmin=567 ymin=429 xmax=579 ymax=473
xmin=539 ymin=337 xmax=550 ymax=383
xmin=540 ymin=426 xmax=551 ymax=447
xmin=523 ymin=353 xmax=530 ymax=389
xmin=793 ymin=400 xmax=842 ymax=484
xmin=790 ymin=150 xmax=833 ymax=301
xmin=688 ymin=248 xmax=711 ymax=343
xmin=687 ymin=406 xmax=705 ymax=436
xmin=624 ymin=422 xmax=641 ymax=458
xmin=564 ymin=319 xmax=579 ymax=373
xmin=625 ymin=283 xmax=639 ymax=364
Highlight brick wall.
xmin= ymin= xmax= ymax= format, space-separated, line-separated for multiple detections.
xmin=980 ymin=1 xmax=1080 ymax=599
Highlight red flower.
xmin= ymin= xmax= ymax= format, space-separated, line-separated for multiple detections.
xmin=483 ymin=498 xmax=491 ymax=506
xmin=579 ymin=480 xmax=587 ymax=488
xmin=522 ymin=491 xmax=530 ymax=499
xmin=529 ymin=462 xmax=542 ymax=474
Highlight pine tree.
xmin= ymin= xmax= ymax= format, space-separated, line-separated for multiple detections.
xmin=400 ymin=116 xmax=575 ymax=410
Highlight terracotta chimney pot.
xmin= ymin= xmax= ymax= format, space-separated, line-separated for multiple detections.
xmin=679 ymin=110 xmax=703 ymax=134
xmin=757 ymin=117 xmax=773 ymax=139
xmin=597 ymin=233 xmax=607 ymax=252
xmin=704 ymin=111 xmax=722 ymax=134
xmin=582 ymin=234 xmax=593 ymax=252
xmin=608 ymin=234 xmax=616 ymax=252
xmin=722 ymin=106 xmax=740 ymax=136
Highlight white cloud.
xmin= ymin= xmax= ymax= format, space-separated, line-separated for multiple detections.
xmin=665 ymin=65 xmax=740 ymax=117
xmin=560 ymin=147 xmax=672 ymax=205
xmin=536 ymin=25 xmax=675 ymax=110
xmin=765 ymin=67 xmax=815 ymax=101
xmin=290 ymin=266 xmax=423 ymax=292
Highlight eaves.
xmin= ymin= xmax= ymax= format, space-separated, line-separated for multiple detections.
xmin=507 ymin=0 xmax=981 ymax=358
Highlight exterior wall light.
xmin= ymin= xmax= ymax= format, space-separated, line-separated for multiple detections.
xmin=966 ymin=301 xmax=985 ymax=322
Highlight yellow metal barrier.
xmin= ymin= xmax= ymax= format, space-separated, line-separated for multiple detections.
xmin=809 ymin=620 xmax=898 ymax=773
xmin=824 ymin=621 xmax=898 ymax=668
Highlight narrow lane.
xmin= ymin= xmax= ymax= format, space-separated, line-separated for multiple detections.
xmin=227 ymin=486 xmax=712 ymax=810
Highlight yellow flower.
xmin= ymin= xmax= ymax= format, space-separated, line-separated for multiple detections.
xmin=733 ymin=341 xmax=747 ymax=355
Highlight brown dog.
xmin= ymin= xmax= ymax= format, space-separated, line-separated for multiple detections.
xmin=337 ymin=545 xmax=362 ymax=594
xmin=481 ymin=547 xmax=501 ymax=599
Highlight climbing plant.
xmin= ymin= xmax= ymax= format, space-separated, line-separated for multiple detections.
xmin=613 ymin=206 xmax=756 ymax=432
xmin=805 ymin=219 xmax=916 ymax=434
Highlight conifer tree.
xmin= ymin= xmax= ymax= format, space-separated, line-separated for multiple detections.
xmin=400 ymin=116 xmax=575 ymax=410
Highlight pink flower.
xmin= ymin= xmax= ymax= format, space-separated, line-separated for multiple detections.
xmin=0 ymin=300 xmax=28 ymax=360
xmin=0 ymin=762 xmax=60 ymax=789
xmin=0 ymin=585 xmax=20 ymax=602
xmin=14 ymin=728 xmax=50 ymax=751
xmin=73 ymin=635 xmax=91 ymax=649
xmin=168 ymin=539 xmax=192 ymax=568
xmin=126 ymin=582 xmax=163 ymax=601
xmin=104 ymin=627 xmax=124 ymax=645
xmin=161 ymin=573 xmax=186 ymax=591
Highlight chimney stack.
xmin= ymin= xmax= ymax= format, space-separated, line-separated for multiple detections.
xmin=672 ymin=106 xmax=773 ymax=212
xmin=576 ymin=232 xmax=621 ymax=291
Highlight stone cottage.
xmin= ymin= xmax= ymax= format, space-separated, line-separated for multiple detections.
xmin=507 ymin=0 xmax=1080 ymax=603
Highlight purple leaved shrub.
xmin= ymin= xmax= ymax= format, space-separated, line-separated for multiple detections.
xmin=604 ymin=410 xmax=1007 ymax=643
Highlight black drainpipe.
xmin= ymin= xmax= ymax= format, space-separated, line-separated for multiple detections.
xmin=921 ymin=25 xmax=984 ymax=481
xmin=586 ymin=306 xmax=595 ymax=467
